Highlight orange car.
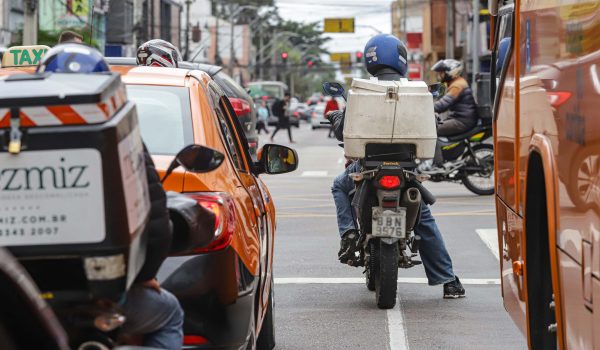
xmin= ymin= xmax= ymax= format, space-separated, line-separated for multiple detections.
xmin=110 ymin=64 xmax=297 ymax=349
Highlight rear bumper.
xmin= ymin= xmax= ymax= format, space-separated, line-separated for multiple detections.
xmin=158 ymin=247 xmax=257 ymax=350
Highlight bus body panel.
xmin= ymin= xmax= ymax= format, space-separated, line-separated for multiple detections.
xmin=494 ymin=0 xmax=600 ymax=347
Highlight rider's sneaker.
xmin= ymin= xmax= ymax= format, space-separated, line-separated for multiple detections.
xmin=443 ymin=276 xmax=466 ymax=299
xmin=339 ymin=230 xmax=359 ymax=264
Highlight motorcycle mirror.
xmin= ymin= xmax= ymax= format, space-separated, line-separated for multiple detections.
xmin=428 ymin=83 xmax=446 ymax=99
xmin=162 ymin=144 xmax=225 ymax=183
xmin=322 ymin=82 xmax=345 ymax=98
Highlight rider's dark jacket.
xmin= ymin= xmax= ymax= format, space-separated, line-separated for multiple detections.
xmin=328 ymin=68 xmax=401 ymax=142
xmin=433 ymin=76 xmax=478 ymax=129
xmin=135 ymin=144 xmax=172 ymax=283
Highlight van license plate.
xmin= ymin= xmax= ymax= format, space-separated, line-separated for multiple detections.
xmin=372 ymin=208 xmax=406 ymax=239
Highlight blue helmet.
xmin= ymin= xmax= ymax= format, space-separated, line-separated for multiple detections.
xmin=37 ymin=43 xmax=109 ymax=74
xmin=363 ymin=34 xmax=408 ymax=77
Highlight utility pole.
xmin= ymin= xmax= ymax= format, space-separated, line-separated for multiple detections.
xmin=402 ymin=0 xmax=407 ymax=41
xmin=446 ymin=0 xmax=455 ymax=58
xmin=23 ymin=0 xmax=38 ymax=45
xmin=228 ymin=5 xmax=258 ymax=76
xmin=471 ymin=0 xmax=480 ymax=95
xmin=184 ymin=0 xmax=193 ymax=60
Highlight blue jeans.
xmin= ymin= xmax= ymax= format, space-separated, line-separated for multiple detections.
xmin=331 ymin=161 xmax=456 ymax=285
xmin=122 ymin=285 xmax=184 ymax=349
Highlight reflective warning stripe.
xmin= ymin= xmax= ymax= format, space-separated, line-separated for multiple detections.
xmin=0 ymin=87 xmax=127 ymax=128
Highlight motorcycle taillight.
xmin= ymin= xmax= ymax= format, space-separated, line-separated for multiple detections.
xmin=378 ymin=175 xmax=401 ymax=190
xmin=185 ymin=192 xmax=236 ymax=253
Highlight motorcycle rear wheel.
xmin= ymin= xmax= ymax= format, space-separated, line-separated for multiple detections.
xmin=365 ymin=241 xmax=377 ymax=291
xmin=462 ymin=144 xmax=494 ymax=196
xmin=373 ymin=240 xmax=399 ymax=309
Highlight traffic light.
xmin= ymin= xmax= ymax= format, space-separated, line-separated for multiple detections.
xmin=281 ymin=52 xmax=288 ymax=64
xmin=355 ymin=51 xmax=363 ymax=63
xmin=307 ymin=59 xmax=314 ymax=68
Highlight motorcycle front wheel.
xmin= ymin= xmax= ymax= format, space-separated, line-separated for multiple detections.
xmin=462 ymin=144 xmax=494 ymax=196
xmin=373 ymin=239 xmax=399 ymax=309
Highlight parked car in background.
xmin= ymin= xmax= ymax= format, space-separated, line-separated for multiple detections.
xmin=310 ymin=104 xmax=328 ymax=129
xmin=106 ymin=57 xmax=259 ymax=158
xmin=306 ymin=92 xmax=325 ymax=106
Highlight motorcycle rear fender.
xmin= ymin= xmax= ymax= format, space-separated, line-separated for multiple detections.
xmin=381 ymin=237 xmax=400 ymax=245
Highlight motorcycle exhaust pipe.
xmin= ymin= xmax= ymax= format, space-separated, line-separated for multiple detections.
xmin=401 ymin=187 xmax=421 ymax=232
xmin=410 ymin=181 xmax=436 ymax=205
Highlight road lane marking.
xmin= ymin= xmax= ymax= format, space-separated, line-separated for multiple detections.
xmin=388 ymin=297 xmax=410 ymax=350
xmin=476 ymin=229 xmax=500 ymax=260
xmin=277 ymin=210 xmax=495 ymax=218
xmin=274 ymin=277 xmax=500 ymax=285
xmin=301 ymin=171 xmax=328 ymax=177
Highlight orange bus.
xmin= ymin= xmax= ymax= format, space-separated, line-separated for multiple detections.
xmin=489 ymin=0 xmax=600 ymax=348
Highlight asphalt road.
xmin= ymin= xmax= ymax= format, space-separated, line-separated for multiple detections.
xmin=259 ymin=123 xmax=527 ymax=350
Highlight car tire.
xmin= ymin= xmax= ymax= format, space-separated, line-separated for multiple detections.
xmin=256 ymin=279 xmax=276 ymax=350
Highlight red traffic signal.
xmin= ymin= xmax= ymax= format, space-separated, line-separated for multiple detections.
xmin=281 ymin=52 xmax=289 ymax=60
xmin=307 ymin=60 xmax=314 ymax=68
xmin=355 ymin=51 xmax=363 ymax=62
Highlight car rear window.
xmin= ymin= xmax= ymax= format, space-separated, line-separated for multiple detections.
xmin=126 ymin=85 xmax=194 ymax=155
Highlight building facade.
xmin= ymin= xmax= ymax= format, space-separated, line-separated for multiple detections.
xmin=0 ymin=0 xmax=25 ymax=47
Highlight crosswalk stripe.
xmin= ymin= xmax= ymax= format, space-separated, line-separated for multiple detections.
xmin=476 ymin=229 xmax=500 ymax=260
xmin=301 ymin=171 xmax=328 ymax=177
xmin=274 ymin=277 xmax=500 ymax=285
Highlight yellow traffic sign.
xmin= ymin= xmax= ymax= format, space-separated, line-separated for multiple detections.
xmin=330 ymin=52 xmax=352 ymax=63
xmin=2 ymin=45 xmax=50 ymax=68
xmin=324 ymin=18 xmax=355 ymax=33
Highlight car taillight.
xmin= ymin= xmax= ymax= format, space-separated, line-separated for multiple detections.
xmin=294 ymin=111 xmax=299 ymax=117
xmin=378 ymin=175 xmax=401 ymax=190
xmin=229 ymin=97 xmax=251 ymax=117
xmin=185 ymin=192 xmax=235 ymax=253
xmin=547 ymin=92 xmax=571 ymax=108
xmin=312 ymin=112 xmax=317 ymax=118
xmin=184 ymin=335 xmax=209 ymax=346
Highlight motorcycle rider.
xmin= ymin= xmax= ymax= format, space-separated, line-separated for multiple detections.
xmin=421 ymin=59 xmax=479 ymax=172
xmin=327 ymin=34 xmax=465 ymax=299
xmin=38 ymin=43 xmax=184 ymax=349
xmin=136 ymin=39 xmax=182 ymax=68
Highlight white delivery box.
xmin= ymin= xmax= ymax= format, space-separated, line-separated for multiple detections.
xmin=343 ymin=77 xmax=437 ymax=159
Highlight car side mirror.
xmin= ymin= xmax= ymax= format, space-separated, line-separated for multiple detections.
xmin=256 ymin=144 xmax=299 ymax=175
xmin=162 ymin=144 xmax=225 ymax=182
xmin=428 ymin=83 xmax=446 ymax=99
xmin=322 ymin=82 xmax=345 ymax=98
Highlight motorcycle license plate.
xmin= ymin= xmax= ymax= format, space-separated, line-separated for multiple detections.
xmin=372 ymin=207 xmax=406 ymax=239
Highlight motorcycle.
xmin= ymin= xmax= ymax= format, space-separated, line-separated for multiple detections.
xmin=323 ymin=81 xmax=438 ymax=309
xmin=417 ymin=82 xmax=495 ymax=196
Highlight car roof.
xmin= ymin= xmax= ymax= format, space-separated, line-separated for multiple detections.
xmin=105 ymin=57 xmax=224 ymax=77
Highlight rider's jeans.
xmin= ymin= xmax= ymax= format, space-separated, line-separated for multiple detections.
xmin=332 ymin=161 xmax=456 ymax=285
xmin=122 ymin=285 xmax=185 ymax=349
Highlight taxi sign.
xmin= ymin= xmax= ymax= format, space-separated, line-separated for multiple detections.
xmin=1 ymin=45 xmax=50 ymax=68
xmin=324 ymin=18 xmax=355 ymax=33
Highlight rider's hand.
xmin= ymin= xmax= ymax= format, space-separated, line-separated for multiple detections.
xmin=142 ymin=278 xmax=161 ymax=293
xmin=325 ymin=111 xmax=334 ymax=120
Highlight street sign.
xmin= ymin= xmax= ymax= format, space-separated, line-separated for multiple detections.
xmin=330 ymin=52 xmax=352 ymax=63
xmin=1 ymin=45 xmax=50 ymax=68
xmin=324 ymin=18 xmax=355 ymax=33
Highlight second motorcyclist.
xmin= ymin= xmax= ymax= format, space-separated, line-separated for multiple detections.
xmin=327 ymin=34 xmax=465 ymax=299
xmin=421 ymin=59 xmax=479 ymax=173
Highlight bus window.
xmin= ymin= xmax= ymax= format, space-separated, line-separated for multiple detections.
xmin=491 ymin=4 xmax=514 ymax=110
